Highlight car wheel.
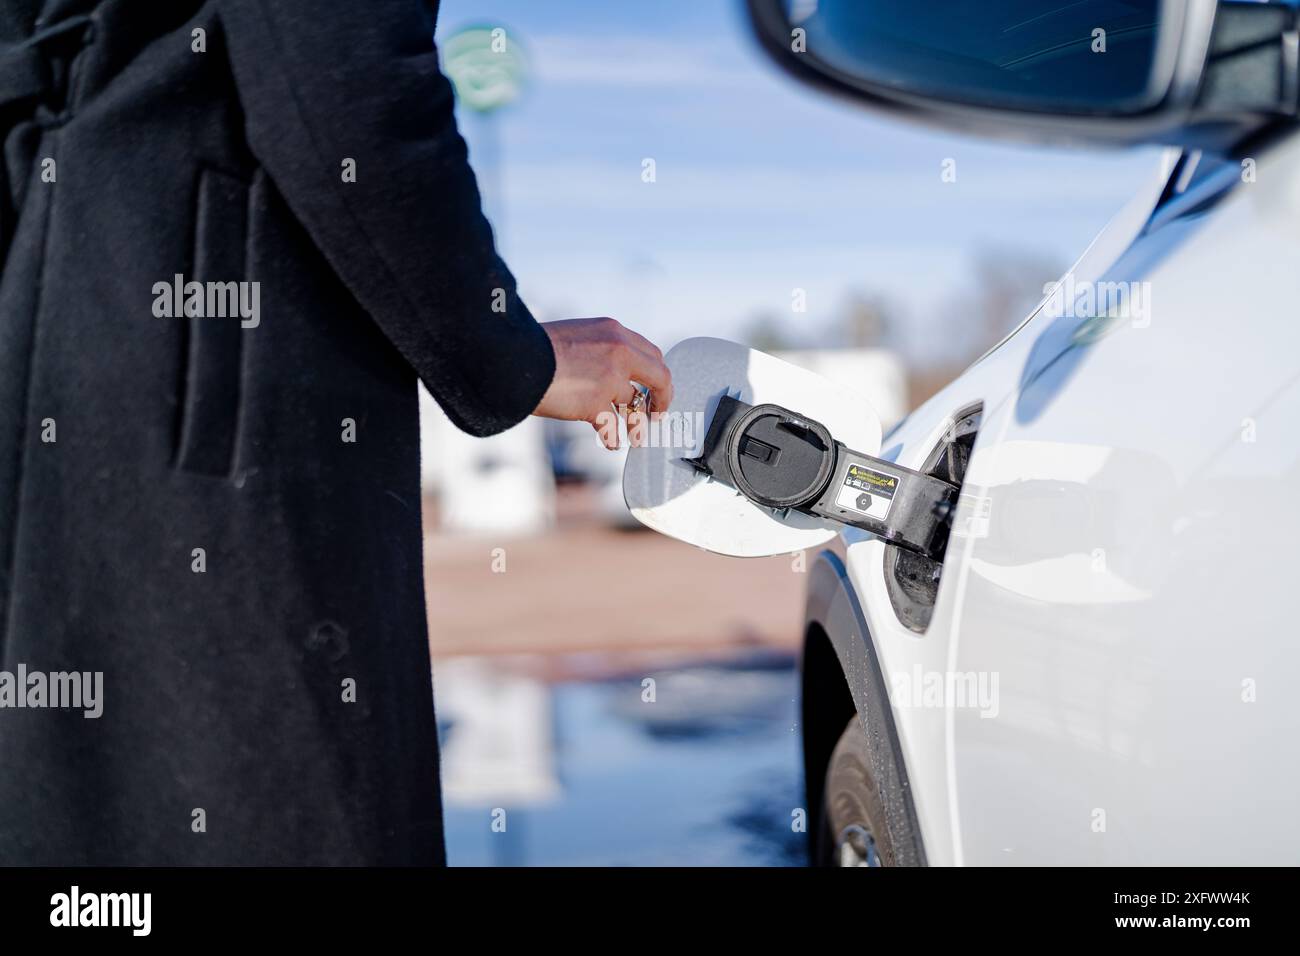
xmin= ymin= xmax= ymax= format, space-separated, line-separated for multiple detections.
xmin=817 ymin=715 xmax=896 ymax=867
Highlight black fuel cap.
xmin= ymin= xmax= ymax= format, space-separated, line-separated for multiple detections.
xmin=725 ymin=403 xmax=836 ymax=510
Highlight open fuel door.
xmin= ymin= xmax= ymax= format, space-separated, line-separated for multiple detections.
xmin=623 ymin=338 xmax=958 ymax=559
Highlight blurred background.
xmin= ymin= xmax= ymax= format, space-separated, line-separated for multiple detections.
xmin=423 ymin=0 xmax=1159 ymax=865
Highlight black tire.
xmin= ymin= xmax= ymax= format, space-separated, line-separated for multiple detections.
xmin=816 ymin=715 xmax=897 ymax=867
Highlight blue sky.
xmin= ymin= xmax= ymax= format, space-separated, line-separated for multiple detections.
xmin=436 ymin=0 xmax=1161 ymax=366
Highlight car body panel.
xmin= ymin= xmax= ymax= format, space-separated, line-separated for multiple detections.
xmin=813 ymin=135 xmax=1300 ymax=864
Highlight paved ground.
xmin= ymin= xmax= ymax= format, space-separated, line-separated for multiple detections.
xmin=439 ymin=649 xmax=805 ymax=866
xmin=423 ymin=493 xmax=807 ymax=659
xmin=424 ymin=486 xmax=812 ymax=865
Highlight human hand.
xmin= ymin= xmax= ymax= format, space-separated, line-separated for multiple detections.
xmin=533 ymin=318 xmax=674 ymax=449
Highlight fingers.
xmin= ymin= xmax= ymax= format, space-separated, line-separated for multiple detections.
xmin=622 ymin=326 xmax=663 ymax=365
xmin=620 ymin=342 xmax=673 ymax=411
xmin=595 ymin=381 xmax=650 ymax=451
xmin=594 ymin=318 xmax=672 ymax=411
xmin=592 ymin=321 xmax=672 ymax=450
xmin=611 ymin=380 xmax=639 ymax=409
xmin=586 ymin=379 xmax=627 ymax=451
xmin=621 ymin=384 xmax=653 ymax=449
xmin=531 ymin=317 xmax=673 ymax=446
xmin=591 ymin=417 xmax=619 ymax=451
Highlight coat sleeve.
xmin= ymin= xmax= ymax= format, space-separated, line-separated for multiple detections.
xmin=215 ymin=0 xmax=555 ymax=437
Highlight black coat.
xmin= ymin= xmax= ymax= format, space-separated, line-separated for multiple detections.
xmin=0 ymin=0 xmax=554 ymax=864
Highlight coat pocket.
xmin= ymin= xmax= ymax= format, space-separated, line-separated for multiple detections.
xmin=175 ymin=167 xmax=251 ymax=477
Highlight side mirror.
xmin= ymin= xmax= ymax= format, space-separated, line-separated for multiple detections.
xmin=746 ymin=0 xmax=1300 ymax=150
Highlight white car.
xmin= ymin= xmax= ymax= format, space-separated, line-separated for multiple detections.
xmin=632 ymin=0 xmax=1300 ymax=865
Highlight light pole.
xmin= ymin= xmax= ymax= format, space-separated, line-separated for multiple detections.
xmin=441 ymin=25 xmax=529 ymax=247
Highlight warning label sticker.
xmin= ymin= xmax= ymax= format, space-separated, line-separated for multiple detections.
xmin=835 ymin=463 xmax=898 ymax=522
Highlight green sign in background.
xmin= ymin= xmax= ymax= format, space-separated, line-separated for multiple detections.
xmin=441 ymin=26 xmax=529 ymax=114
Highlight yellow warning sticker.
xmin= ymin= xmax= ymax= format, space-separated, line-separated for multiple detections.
xmin=838 ymin=464 xmax=897 ymax=520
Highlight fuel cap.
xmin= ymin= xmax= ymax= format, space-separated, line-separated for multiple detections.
xmin=725 ymin=403 xmax=836 ymax=510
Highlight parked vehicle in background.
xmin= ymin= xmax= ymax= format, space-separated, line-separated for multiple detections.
xmin=420 ymin=385 xmax=556 ymax=535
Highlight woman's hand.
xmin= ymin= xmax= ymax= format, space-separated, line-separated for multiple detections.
xmin=533 ymin=318 xmax=674 ymax=449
